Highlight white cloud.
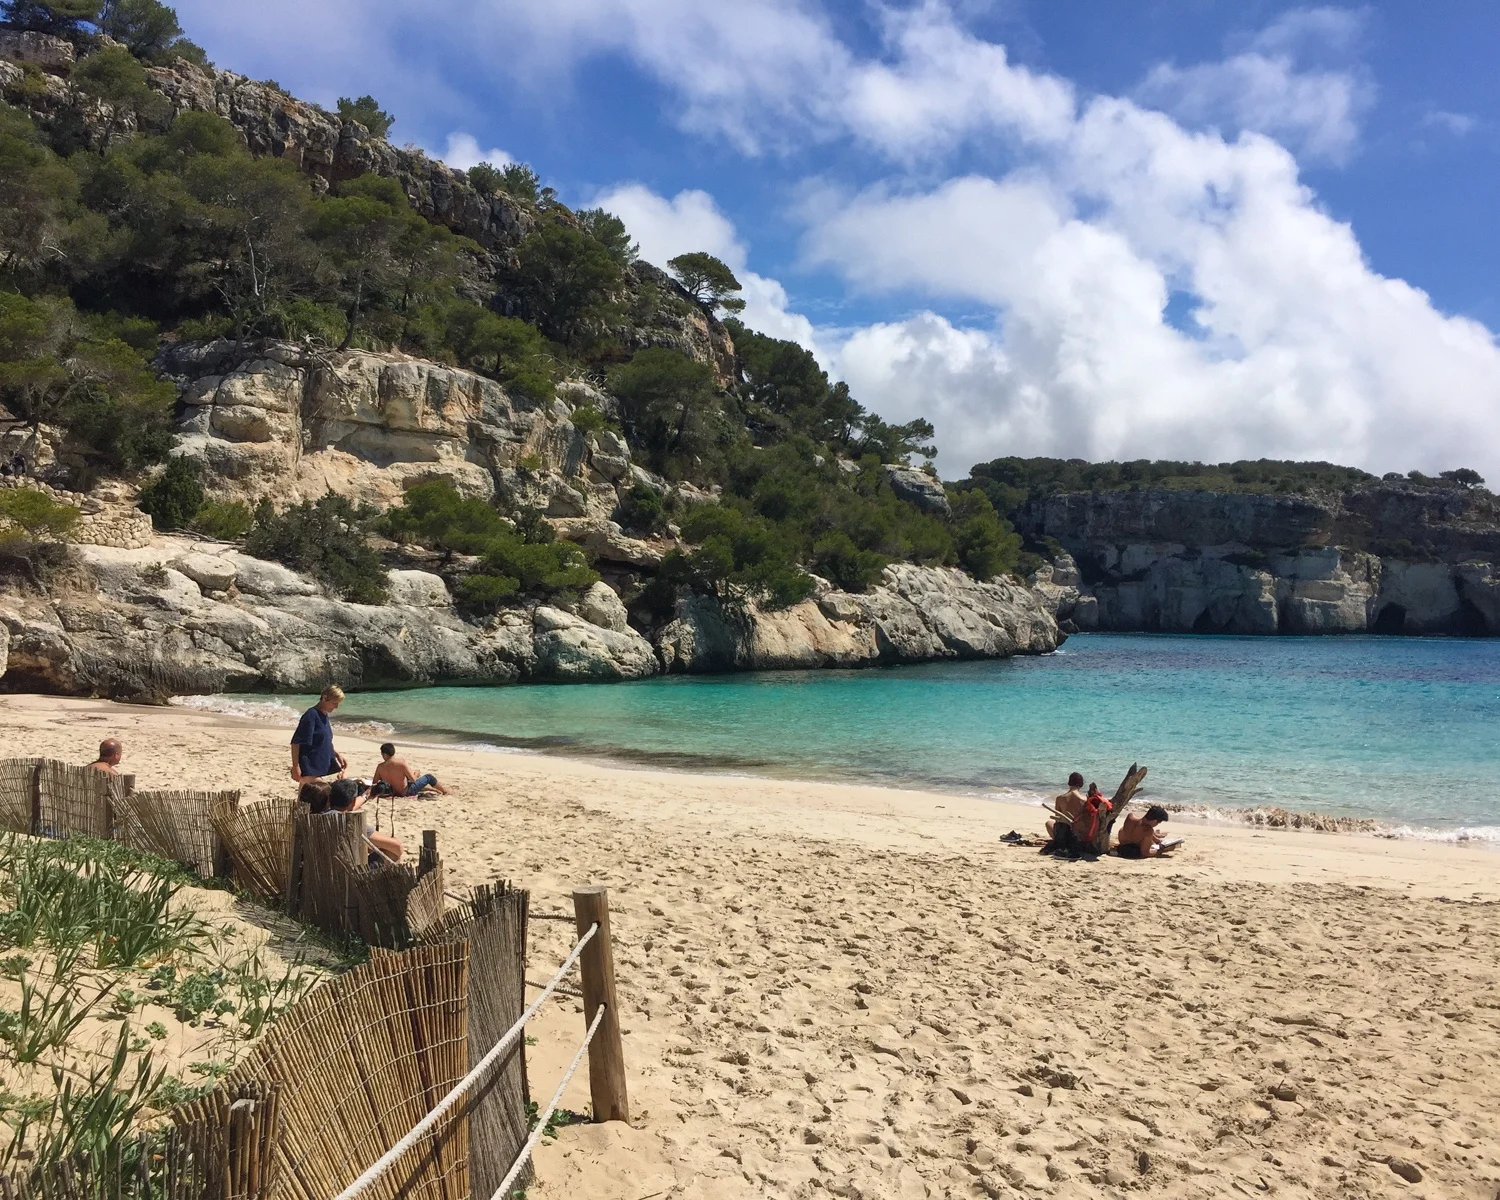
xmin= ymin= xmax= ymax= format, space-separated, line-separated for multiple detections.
xmin=1422 ymin=110 xmax=1479 ymax=137
xmin=592 ymin=183 xmax=823 ymax=352
xmin=1137 ymin=8 xmax=1373 ymax=165
xmin=437 ymin=132 xmax=513 ymax=171
xmin=805 ymin=89 xmax=1500 ymax=478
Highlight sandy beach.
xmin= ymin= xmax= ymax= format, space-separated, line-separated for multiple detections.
xmin=2 ymin=692 xmax=1497 ymax=1199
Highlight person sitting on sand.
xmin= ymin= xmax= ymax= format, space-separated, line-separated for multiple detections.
xmin=1045 ymin=772 xmax=1087 ymax=840
xmin=1115 ymin=805 xmax=1183 ymax=858
xmin=88 ymin=738 xmax=123 ymax=775
xmin=291 ymin=685 xmax=348 ymax=784
xmin=299 ymin=779 xmax=404 ymax=863
xmin=371 ymin=743 xmax=449 ymax=797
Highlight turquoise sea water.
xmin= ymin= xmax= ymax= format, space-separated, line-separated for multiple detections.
xmin=225 ymin=634 xmax=1500 ymax=840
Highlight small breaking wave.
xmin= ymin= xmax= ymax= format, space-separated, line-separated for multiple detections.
xmin=169 ymin=694 xmax=394 ymax=739
xmin=1157 ymin=801 xmax=1500 ymax=845
xmin=170 ymin=695 xmax=301 ymax=724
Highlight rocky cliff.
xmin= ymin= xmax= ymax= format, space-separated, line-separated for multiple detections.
xmin=1021 ymin=487 xmax=1500 ymax=636
xmin=0 ymin=32 xmax=1063 ymax=698
xmin=0 ymin=343 xmax=1061 ymax=698
xmin=0 ymin=540 xmax=1060 ymax=699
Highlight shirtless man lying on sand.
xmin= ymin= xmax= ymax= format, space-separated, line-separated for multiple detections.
xmin=1116 ymin=805 xmax=1184 ymax=858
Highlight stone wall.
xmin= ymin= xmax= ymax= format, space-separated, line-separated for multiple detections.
xmin=0 ymin=478 xmax=153 ymax=550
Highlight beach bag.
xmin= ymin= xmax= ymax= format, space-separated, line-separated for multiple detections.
xmin=1071 ymin=795 xmax=1111 ymax=844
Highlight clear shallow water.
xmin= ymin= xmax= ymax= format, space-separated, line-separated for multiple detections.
xmin=212 ymin=634 xmax=1500 ymax=839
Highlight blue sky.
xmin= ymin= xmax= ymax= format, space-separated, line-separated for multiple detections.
xmin=170 ymin=0 xmax=1500 ymax=481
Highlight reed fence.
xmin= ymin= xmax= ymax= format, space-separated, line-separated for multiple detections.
xmin=0 ymin=757 xmax=40 ymax=833
xmin=416 ymin=882 xmax=533 ymax=1198
xmin=115 ymin=788 xmax=239 ymax=879
xmin=211 ymin=796 xmax=295 ymax=903
xmin=0 ymin=1082 xmax=282 ymax=1200
xmin=188 ymin=941 xmax=472 ymax=1200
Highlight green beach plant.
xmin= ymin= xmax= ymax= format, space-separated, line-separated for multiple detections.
xmin=0 ymin=958 xmax=104 ymax=1064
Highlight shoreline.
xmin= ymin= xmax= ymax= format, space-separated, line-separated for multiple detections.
xmin=4 ymin=691 xmax=1497 ymax=897
xmin=169 ymin=691 xmax=1500 ymax=849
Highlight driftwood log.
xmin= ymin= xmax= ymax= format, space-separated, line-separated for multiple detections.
xmin=1088 ymin=763 xmax=1149 ymax=855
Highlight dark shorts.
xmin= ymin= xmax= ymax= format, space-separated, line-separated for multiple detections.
xmin=1117 ymin=843 xmax=1143 ymax=859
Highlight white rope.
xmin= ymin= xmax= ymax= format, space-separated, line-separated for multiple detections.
xmin=491 ymin=1002 xmax=607 ymax=1200
xmin=333 ymin=922 xmax=599 ymax=1200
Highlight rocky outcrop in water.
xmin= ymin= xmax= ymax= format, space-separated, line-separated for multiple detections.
xmin=1022 ymin=486 xmax=1500 ymax=635
xmin=0 ymin=540 xmax=661 ymax=698
xmin=0 ymin=544 xmax=1060 ymax=699
xmin=657 ymin=565 xmax=1060 ymax=672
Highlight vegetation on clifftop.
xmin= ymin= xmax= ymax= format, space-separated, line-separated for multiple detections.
xmin=0 ymin=0 xmax=1028 ymax=614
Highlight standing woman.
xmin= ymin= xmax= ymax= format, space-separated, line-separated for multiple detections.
xmin=291 ymin=685 xmax=348 ymax=784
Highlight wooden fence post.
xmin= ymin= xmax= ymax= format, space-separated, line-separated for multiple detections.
xmin=571 ymin=887 xmax=629 ymax=1123
xmin=420 ymin=830 xmax=439 ymax=876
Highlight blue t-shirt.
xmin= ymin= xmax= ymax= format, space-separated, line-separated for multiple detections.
xmin=291 ymin=706 xmax=335 ymax=778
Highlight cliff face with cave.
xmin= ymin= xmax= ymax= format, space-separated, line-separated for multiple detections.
xmin=1022 ymin=487 xmax=1500 ymax=636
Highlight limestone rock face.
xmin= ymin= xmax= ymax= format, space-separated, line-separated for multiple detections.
xmin=0 ymin=619 xmax=8 ymax=681
xmin=1020 ymin=484 xmax=1500 ymax=635
xmin=1376 ymin=562 xmax=1463 ymax=634
xmin=577 ymin=581 xmax=629 ymax=633
xmin=0 ymin=543 xmax=658 ymax=698
xmin=656 ymin=564 xmax=1061 ymax=673
xmin=0 ymin=30 xmax=74 ymax=71
xmin=172 ymin=551 xmax=238 ymax=594
xmin=548 ymin=518 xmax=666 ymax=568
xmin=881 ymin=465 xmax=951 ymax=517
xmin=386 ymin=570 xmax=450 ymax=609
xmin=162 ymin=342 xmax=594 ymax=510
xmin=531 ymin=606 xmax=657 ymax=682
xmin=1272 ymin=549 xmax=1379 ymax=633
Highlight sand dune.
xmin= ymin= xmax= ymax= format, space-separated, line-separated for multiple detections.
xmin=3 ymin=693 xmax=1497 ymax=1199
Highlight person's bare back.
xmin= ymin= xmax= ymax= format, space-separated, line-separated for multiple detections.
xmin=372 ymin=743 xmax=449 ymax=797
xmin=372 ymin=756 xmax=414 ymax=793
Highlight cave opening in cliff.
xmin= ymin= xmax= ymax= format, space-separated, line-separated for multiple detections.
xmin=1373 ymin=603 xmax=1407 ymax=635
xmin=1455 ymin=598 xmax=1490 ymax=637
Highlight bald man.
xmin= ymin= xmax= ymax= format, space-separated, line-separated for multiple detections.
xmin=89 ymin=738 xmax=123 ymax=775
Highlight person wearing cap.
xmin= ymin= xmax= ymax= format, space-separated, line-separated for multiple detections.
xmin=291 ymin=685 xmax=348 ymax=784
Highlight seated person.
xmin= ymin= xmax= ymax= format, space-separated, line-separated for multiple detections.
xmin=89 ymin=738 xmax=124 ymax=776
xmin=1045 ymin=772 xmax=1087 ymax=839
xmin=371 ymin=743 xmax=449 ymax=797
xmin=329 ymin=778 xmax=404 ymax=863
xmin=298 ymin=779 xmax=403 ymax=862
xmin=298 ymin=780 xmax=333 ymax=812
xmin=1115 ymin=805 xmax=1183 ymax=858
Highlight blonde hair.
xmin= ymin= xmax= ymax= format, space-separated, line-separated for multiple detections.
xmin=320 ymin=685 xmax=346 ymax=703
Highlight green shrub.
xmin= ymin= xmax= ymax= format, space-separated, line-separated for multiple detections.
xmin=335 ymin=95 xmax=393 ymax=138
xmin=0 ymin=489 xmax=79 ymax=543
xmin=244 ymin=495 xmax=388 ymax=603
xmin=382 ymin=481 xmax=597 ymax=607
xmin=569 ymin=404 xmax=608 ymax=435
xmin=811 ymin=530 xmax=887 ymax=592
xmin=673 ymin=503 xmax=812 ymax=610
xmin=455 ymin=572 xmax=519 ymax=616
xmin=951 ymin=490 xmax=1021 ymax=580
xmin=615 ymin=482 xmax=667 ymax=535
xmin=136 ymin=456 xmax=203 ymax=531
xmin=192 ymin=499 xmax=252 ymax=540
